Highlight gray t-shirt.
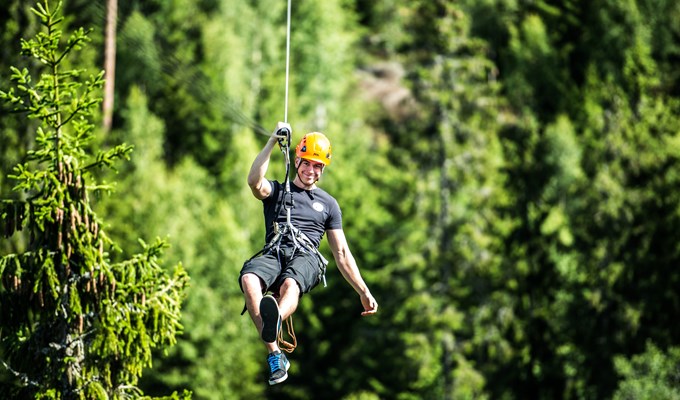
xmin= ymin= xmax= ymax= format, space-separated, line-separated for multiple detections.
xmin=262 ymin=180 xmax=342 ymax=248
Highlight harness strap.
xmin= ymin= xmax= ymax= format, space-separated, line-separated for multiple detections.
xmin=264 ymin=222 xmax=329 ymax=287
xmin=240 ymin=222 xmax=328 ymax=316
xmin=287 ymin=224 xmax=328 ymax=287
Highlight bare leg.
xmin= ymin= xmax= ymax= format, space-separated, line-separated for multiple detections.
xmin=240 ymin=273 xmax=279 ymax=352
xmin=277 ymin=278 xmax=301 ymax=320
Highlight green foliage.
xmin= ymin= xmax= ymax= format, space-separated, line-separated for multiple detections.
xmin=3 ymin=0 xmax=680 ymax=399
xmin=0 ymin=1 xmax=36 ymax=202
xmin=613 ymin=342 xmax=680 ymax=400
xmin=98 ymin=86 xmax=263 ymax=399
xmin=344 ymin=2 xmax=507 ymax=399
xmin=0 ymin=1 xmax=189 ymax=398
xmin=291 ymin=0 xmax=358 ymax=121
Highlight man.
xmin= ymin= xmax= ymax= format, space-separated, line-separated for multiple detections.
xmin=239 ymin=122 xmax=379 ymax=385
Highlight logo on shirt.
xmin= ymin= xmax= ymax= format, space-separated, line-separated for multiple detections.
xmin=312 ymin=202 xmax=324 ymax=212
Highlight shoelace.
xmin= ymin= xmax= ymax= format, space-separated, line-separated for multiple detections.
xmin=268 ymin=353 xmax=282 ymax=372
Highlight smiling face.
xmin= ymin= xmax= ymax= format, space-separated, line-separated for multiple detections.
xmin=295 ymin=157 xmax=325 ymax=188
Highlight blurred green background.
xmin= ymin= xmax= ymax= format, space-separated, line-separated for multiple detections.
xmin=2 ymin=0 xmax=680 ymax=399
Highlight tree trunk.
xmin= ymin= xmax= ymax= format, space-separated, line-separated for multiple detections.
xmin=102 ymin=0 xmax=117 ymax=133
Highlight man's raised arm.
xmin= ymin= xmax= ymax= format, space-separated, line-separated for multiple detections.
xmin=247 ymin=122 xmax=290 ymax=200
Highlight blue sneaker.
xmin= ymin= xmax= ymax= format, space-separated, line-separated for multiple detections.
xmin=267 ymin=351 xmax=290 ymax=385
xmin=260 ymin=295 xmax=281 ymax=343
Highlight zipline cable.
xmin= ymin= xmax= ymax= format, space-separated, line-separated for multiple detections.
xmin=283 ymin=0 xmax=292 ymax=124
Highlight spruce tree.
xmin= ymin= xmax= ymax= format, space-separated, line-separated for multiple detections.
xmin=0 ymin=1 xmax=189 ymax=398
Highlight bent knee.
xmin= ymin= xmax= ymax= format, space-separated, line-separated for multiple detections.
xmin=240 ymin=273 xmax=264 ymax=290
xmin=280 ymin=278 xmax=301 ymax=294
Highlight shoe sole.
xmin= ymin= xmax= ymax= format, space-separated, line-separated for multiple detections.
xmin=260 ymin=296 xmax=280 ymax=343
xmin=269 ymin=370 xmax=288 ymax=385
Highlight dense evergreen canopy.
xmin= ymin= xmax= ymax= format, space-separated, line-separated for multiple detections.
xmin=2 ymin=0 xmax=680 ymax=398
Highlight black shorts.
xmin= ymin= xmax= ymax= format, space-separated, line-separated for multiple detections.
xmin=239 ymin=247 xmax=323 ymax=295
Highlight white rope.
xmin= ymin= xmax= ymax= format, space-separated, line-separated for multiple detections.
xmin=284 ymin=0 xmax=292 ymax=123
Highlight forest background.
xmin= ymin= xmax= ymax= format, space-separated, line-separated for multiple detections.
xmin=2 ymin=0 xmax=680 ymax=399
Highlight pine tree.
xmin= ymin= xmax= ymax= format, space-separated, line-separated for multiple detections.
xmin=0 ymin=1 xmax=190 ymax=398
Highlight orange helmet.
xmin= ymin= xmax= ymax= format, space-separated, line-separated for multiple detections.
xmin=295 ymin=132 xmax=332 ymax=166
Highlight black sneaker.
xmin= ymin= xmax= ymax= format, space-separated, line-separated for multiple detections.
xmin=260 ymin=295 xmax=281 ymax=343
xmin=267 ymin=350 xmax=290 ymax=385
